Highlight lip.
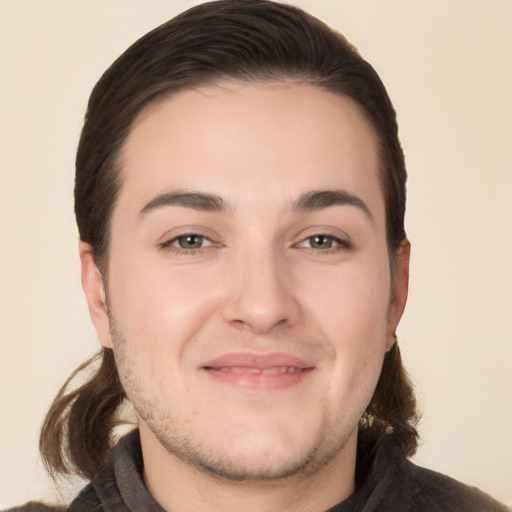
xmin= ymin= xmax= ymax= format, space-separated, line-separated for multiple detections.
xmin=200 ymin=352 xmax=315 ymax=391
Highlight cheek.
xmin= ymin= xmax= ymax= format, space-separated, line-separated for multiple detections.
xmin=301 ymin=258 xmax=391 ymax=341
xmin=107 ymin=253 xmax=223 ymax=351
xmin=300 ymin=259 xmax=391 ymax=391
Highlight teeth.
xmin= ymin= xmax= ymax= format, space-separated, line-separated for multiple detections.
xmin=261 ymin=367 xmax=287 ymax=374
xmin=214 ymin=366 xmax=301 ymax=374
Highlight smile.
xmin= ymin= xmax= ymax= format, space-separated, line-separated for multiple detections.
xmin=201 ymin=352 xmax=315 ymax=391
xmin=208 ymin=366 xmax=307 ymax=374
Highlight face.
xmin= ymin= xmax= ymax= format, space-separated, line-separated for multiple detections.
xmin=81 ymin=82 xmax=409 ymax=482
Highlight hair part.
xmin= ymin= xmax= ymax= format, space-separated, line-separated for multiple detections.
xmin=42 ymin=0 xmax=417 ymax=480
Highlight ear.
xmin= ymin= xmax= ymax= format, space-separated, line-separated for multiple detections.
xmin=386 ymin=239 xmax=410 ymax=351
xmin=79 ymin=241 xmax=113 ymax=349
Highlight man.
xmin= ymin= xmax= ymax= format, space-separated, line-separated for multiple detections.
xmin=8 ymin=1 xmax=508 ymax=511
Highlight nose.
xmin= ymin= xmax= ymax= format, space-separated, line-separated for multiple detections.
xmin=221 ymin=249 xmax=300 ymax=334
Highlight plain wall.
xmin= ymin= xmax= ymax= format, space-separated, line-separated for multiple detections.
xmin=1 ymin=0 xmax=511 ymax=507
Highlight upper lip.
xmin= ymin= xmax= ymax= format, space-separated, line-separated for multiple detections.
xmin=201 ymin=352 xmax=314 ymax=370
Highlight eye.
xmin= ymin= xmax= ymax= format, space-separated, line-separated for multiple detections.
xmin=176 ymin=234 xmax=210 ymax=249
xmin=297 ymin=234 xmax=350 ymax=251
xmin=161 ymin=234 xmax=213 ymax=251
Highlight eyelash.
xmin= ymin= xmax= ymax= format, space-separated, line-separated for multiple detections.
xmin=159 ymin=234 xmax=215 ymax=255
xmin=159 ymin=233 xmax=351 ymax=255
xmin=295 ymin=234 xmax=351 ymax=253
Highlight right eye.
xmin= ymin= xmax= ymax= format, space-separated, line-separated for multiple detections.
xmin=160 ymin=234 xmax=214 ymax=252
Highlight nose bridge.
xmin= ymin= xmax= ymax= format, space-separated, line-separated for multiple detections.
xmin=222 ymin=243 xmax=298 ymax=333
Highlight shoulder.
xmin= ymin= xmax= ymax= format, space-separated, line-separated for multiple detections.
xmin=400 ymin=459 xmax=508 ymax=512
xmin=2 ymin=503 xmax=66 ymax=512
xmin=362 ymin=434 xmax=509 ymax=512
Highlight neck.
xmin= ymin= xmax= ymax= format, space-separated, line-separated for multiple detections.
xmin=139 ymin=425 xmax=357 ymax=512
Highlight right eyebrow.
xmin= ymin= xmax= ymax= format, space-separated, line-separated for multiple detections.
xmin=140 ymin=190 xmax=231 ymax=216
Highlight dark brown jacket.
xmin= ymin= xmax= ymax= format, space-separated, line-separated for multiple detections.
xmin=6 ymin=430 xmax=508 ymax=512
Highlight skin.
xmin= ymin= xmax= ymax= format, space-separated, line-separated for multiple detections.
xmin=80 ymin=82 xmax=410 ymax=512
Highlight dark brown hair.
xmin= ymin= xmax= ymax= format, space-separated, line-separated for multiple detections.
xmin=41 ymin=0 xmax=418 ymax=480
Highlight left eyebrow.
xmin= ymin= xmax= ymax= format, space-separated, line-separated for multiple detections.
xmin=291 ymin=190 xmax=373 ymax=220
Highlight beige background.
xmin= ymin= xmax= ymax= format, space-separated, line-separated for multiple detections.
xmin=1 ymin=0 xmax=511 ymax=507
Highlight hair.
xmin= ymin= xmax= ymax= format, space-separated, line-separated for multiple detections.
xmin=40 ymin=0 xmax=418 ymax=481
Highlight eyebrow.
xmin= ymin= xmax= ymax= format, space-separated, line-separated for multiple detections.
xmin=291 ymin=190 xmax=372 ymax=220
xmin=140 ymin=191 xmax=230 ymax=216
xmin=140 ymin=188 xmax=372 ymax=219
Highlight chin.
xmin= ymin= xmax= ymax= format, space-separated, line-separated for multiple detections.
xmin=152 ymin=415 xmax=351 ymax=483
xmin=176 ymin=443 xmax=323 ymax=482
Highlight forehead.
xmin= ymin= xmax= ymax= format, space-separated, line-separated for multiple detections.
xmin=116 ymin=82 xmax=383 ymax=219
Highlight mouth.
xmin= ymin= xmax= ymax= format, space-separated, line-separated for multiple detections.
xmin=210 ymin=366 xmax=306 ymax=375
xmin=201 ymin=352 xmax=315 ymax=391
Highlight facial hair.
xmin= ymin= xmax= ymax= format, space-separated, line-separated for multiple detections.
xmin=107 ymin=314 xmax=364 ymax=484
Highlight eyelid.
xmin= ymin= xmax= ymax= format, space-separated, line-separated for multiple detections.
xmin=156 ymin=225 xmax=217 ymax=245
xmin=292 ymin=225 xmax=353 ymax=250
xmin=295 ymin=234 xmax=351 ymax=251
xmin=160 ymin=234 xmax=213 ymax=250
xmin=156 ymin=225 xmax=223 ymax=255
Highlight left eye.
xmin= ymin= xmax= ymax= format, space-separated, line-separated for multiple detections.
xmin=166 ymin=234 xmax=213 ymax=250
xmin=298 ymin=235 xmax=346 ymax=250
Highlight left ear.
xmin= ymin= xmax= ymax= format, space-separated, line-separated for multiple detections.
xmin=386 ymin=239 xmax=410 ymax=350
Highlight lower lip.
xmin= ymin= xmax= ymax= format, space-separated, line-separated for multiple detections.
xmin=202 ymin=367 xmax=314 ymax=391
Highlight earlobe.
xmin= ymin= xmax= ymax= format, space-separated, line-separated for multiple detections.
xmin=79 ymin=241 xmax=113 ymax=349
xmin=387 ymin=239 xmax=411 ymax=351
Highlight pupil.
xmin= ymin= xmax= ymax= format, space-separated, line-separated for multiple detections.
xmin=179 ymin=235 xmax=202 ymax=248
xmin=312 ymin=235 xmax=332 ymax=248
